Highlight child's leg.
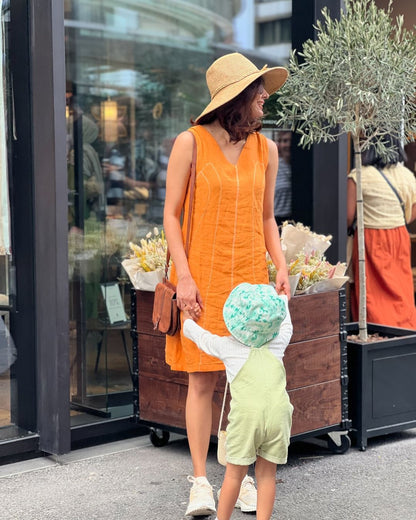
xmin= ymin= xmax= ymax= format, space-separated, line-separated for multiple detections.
xmin=217 ymin=463 xmax=247 ymax=520
xmin=254 ymin=456 xmax=277 ymax=520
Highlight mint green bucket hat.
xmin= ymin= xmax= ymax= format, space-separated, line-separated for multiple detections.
xmin=223 ymin=283 xmax=287 ymax=348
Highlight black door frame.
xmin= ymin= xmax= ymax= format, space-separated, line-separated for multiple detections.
xmin=30 ymin=0 xmax=70 ymax=455
xmin=8 ymin=0 xmax=70 ymax=456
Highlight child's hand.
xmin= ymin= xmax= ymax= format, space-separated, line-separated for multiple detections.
xmin=182 ymin=308 xmax=193 ymax=321
xmin=182 ymin=303 xmax=201 ymax=321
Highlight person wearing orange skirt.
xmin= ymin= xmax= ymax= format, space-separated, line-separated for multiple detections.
xmin=347 ymin=136 xmax=416 ymax=330
xmin=163 ymin=53 xmax=290 ymax=517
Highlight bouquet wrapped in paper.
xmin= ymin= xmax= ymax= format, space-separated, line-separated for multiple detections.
xmin=288 ymin=250 xmax=348 ymax=295
xmin=274 ymin=222 xmax=348 ymax=295
xmin=281 ymin=221 xmax=332 ymax=262
xmin=122 ymin=228 xmax=167 ymax=291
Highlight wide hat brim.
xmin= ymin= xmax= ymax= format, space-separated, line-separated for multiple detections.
xmin=195 ymin=54 xmax=288 ymax=123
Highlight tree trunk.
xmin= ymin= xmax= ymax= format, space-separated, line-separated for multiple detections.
xmin=352 ymin=134 xmax=368 ymax=342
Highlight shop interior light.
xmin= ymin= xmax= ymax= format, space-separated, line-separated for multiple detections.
xmin=101 ymin=98 xmax=118 ymax=142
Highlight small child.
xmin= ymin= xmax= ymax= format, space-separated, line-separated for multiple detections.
xmin=183 ymin=282 xmax=293 ymax=520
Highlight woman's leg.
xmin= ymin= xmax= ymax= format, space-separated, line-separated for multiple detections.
xmin=255 ymin=457 xmax=277 ymax=520
xmin=217 ymin=463 xmax=247 ymax=520
xmin=186 ymin=371 xmax=219 ymax=476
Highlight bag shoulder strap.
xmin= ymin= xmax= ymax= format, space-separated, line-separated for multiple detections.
xmin=218 ymin=381 xmax=229 ymax=437
xmin=164 ymin=133 xmax=197 ymax=278
xmin=184 ymin=134 xmax=197 ymax=253
xmin=376 ymin=167 xmax=406 ymax=224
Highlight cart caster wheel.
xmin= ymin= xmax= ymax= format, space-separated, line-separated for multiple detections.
xmin=149 ymin=428 xmax=170 ymax=447
xmin=327 ymin=433 xmax=351 ymax=454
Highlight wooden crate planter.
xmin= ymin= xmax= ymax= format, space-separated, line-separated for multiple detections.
xmin=346 ymin=323 xmax=416 ymax=451
xmin=131 ymin=288 xmax=350 ymax=444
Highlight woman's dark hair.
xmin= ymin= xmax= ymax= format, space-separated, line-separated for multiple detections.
xmin=361 ymin=134 xmax=407 ymax=167
xmin=194 ymin=78 xmax=264 ymax=142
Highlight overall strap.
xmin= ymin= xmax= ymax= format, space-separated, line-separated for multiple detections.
xmin=218 ymin=381 xmax=229 ymax=437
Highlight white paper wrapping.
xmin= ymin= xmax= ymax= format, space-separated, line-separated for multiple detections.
xmin=281 ymin=223 xmax=331 ymax=263
xmin=122 ymin=258 xmax=164 ymax=291
xmin=296 ymin=276 xmax=349 ymax=295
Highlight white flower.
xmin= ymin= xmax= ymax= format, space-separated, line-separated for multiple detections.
xmin=128 ymin=229 xmax=168 ymax=272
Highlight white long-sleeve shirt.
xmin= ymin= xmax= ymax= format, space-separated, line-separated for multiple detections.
xmin=183 ymin=296 xmax=293 ymax=383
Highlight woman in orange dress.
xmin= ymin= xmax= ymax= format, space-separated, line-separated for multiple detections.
xmin=163 ymin=53 xmax=290 ymax=517
xmin=347 ymin=136 xmax=416 ymax=329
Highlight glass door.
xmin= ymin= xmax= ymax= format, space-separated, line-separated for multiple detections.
xmin=0 ymin=0 xmax=17 ymax=439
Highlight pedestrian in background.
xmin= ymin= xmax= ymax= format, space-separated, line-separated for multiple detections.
xmin=274 ymin=130 xmax=292 ymax=227
xmin=347 ymin=135 xmax=416 ymax=329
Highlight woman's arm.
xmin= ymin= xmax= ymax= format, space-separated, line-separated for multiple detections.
xmin=347 ymin=177 xmax=357 ymax=228
xmin=163 ymin=131 xmax=202 ymax=315
xmin=268 ymin=297 xmax=293 ymax=360
xmin=264 ymin=138 xmax=291 ymax=298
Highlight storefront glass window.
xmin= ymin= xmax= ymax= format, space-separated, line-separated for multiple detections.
xmin=0 ymin=0 xmax=17 ymax=435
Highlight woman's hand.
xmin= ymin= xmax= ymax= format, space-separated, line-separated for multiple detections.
xmin=275 ymin=268 xmax=291 ymax=299
xmin=177 ymin=274 xmax=203 ymax=320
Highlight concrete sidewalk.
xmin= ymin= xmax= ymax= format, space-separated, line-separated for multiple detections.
xmin=1 ymin=428 xmax=416 ymax=520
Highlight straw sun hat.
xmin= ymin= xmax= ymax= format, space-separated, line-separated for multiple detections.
xmin=195 ymin=52 xmax=288 ymax=123
xmin=223 ymin=283 xmax=287 ymax=349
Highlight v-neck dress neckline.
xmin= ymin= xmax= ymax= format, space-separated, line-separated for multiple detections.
xmin=199 ymin=125 xmax=249 ymax=167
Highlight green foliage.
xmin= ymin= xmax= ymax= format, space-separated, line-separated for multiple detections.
xmin=276 ymin=0 xmax=416 ymax=157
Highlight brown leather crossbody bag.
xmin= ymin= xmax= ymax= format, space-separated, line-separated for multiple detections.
xmin=152 ymin=134 xmax=197 ymax=335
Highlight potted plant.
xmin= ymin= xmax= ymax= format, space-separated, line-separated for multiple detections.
xmin=275 ymin=0 xmax=416 ymax=449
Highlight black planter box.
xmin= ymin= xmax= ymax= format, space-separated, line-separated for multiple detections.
xmin=346 ymin=322 xmax=416 ymax=450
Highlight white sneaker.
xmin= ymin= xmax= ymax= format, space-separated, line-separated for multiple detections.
xmin=185 ymin=475 xmax=216 ymax=517
xmin=217 ymin=475 xmax=257 ymax=513
xmin=235 ymin=475 xmax=257 ymax=512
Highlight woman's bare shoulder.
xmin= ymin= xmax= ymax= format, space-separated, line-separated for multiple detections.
xmin=170 ymin=130 xmax=196 ymax=161
xmin=174 ymin=129 xmax=195 ymax=146
xmin=265 ymin=136 xmax=278 ymax=159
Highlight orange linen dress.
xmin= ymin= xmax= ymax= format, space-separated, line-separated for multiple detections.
xmin=166 ymin=125 xmax=270 ymax=372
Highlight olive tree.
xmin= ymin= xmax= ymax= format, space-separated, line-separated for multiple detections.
xmin=276 ymin=0 xmax=416 ymax=341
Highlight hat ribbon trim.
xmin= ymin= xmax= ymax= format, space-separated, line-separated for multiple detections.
xmin=210 ymin=64 xmax=269 ymax=100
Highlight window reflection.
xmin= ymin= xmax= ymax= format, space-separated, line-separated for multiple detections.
xmin=65 ymin=0 xmax=216 ymax=420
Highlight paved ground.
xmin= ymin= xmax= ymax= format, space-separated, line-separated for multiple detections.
xmin=1 ymin=428 xmax=416 ymax=520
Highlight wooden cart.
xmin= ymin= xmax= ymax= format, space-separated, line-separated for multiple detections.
xmin=131 ymin=288 xmax=351 ymax=453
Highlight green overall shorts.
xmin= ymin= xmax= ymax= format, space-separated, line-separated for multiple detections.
xmin=225 ymin=346 xmax=293 ymax=466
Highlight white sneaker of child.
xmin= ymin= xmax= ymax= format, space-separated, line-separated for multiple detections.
xmin=235 ymin=475 xmax=257 ymax=512
xmin=217 ymin=475 xmax=257 ymax=513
